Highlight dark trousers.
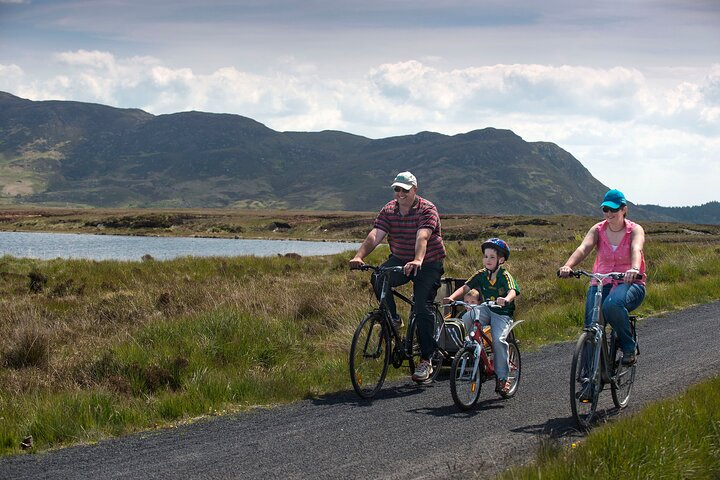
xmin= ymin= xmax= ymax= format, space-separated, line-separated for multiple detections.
xmin=372 ymin=255 xmax=444 ymax=359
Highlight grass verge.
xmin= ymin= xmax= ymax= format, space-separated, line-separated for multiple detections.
xmin=502 ymin=376 xmax=720 ymax=479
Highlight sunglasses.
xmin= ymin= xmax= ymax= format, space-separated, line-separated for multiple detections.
xmin=393 ymin=186 xmax=410 ymax=193
xmin=602 ymin=206 xmax=621 ymax=213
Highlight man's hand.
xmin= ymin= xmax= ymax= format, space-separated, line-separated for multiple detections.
xmin=403 ymin=259 xmax=422 ymax=276
xmin=349 ymin=256 xmax=365 ymax=269
xmin=442 ymin=297 xmax=453 ymax=305
xmin=496 ymin=297 xmax=507 ymax=306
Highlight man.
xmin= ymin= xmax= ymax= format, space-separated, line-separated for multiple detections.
xmin=349 ymin=171 xmax=446 ymax=382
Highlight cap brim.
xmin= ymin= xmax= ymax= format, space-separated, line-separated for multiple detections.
xmin=391 ymin=182 xmax=414 ymax=190
xmin=601 ymin=201 xmax=623 ymax=209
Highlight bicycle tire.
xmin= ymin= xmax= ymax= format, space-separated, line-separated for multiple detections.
xmin=428 ymin=307 xmax=445 ymax=381
xmin=570 ymin=331 xmax=600 ymax=430
xmin=450 ymin=346 xmax=482 ymax=410
xmin=408 ymin=310 xmax=443 ymax=382
xmin=499 ymin=336 xmax=521 ymax=399
xmin=610 ymin=331 xmax=635 ymax=409
xmin=406 ymin=313 xmax=421 ymax=375
xmin=349 ymin=312 xmax=390 ymax=399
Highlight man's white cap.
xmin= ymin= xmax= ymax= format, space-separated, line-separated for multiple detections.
xmin=391 ymin=171 xmax=417 ymax=190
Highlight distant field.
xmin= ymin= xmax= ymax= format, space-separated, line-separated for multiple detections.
xmin=1 ymin=205 xmax=718 ymax=244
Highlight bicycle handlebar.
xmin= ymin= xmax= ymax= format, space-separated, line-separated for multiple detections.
xmin=350 ymin=264 xmax=404 ymax=274
xmin=446 ymin=299 xmax=500 ymax=309
xmin=557 ymin=269 xmax=644 ymax=281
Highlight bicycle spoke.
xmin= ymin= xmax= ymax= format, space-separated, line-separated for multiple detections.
xmin=350 ymin=313 xmax=390 ymax=398
xmin=571 ymin=333 xmax=599 ymax=430
xmin=450 ymin=347 xmax=482 ymax=410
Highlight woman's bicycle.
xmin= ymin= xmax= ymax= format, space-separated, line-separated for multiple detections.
xmin=446 ymin=300 xmax=523 ymax=411
xmin=349 ymin=264 xmax=449 ymax=399
xmin=561 ymin=270 xmax=640 ymax=429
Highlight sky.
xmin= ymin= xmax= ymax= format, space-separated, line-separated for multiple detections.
xmin=1 ymin=0 xmax=719 ymax=207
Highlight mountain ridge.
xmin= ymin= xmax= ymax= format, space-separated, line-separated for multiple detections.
xmin=0 ymin=91 xmax=716 ymax=223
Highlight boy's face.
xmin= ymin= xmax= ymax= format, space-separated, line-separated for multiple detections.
xmin=483 ymin=248 xmax=504 ymax=270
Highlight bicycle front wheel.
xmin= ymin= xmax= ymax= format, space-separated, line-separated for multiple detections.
xmin=610 ymin=331 xmax=635 ymax=409
xmin=450 ymin=346 xmax=482 ymax=410
xmin=570 ymin=331 xmax=599 ymax=430
xmin=349 ymin=312 xmax=390 ymax=399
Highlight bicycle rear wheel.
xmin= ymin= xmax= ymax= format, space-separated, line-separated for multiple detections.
xmin=499 ymin=336 xmax=521 ymax=398
xmin=610 ymin=331 xmax=635 ymax=408
xmin=349 ymin=312 xmax=390 ymax=399
xmin=570 ymin=331 xmax=599 ymax=430
xmin=408 ymin=310 xmax=443 ymax=382
xmin=450 ymin=346 xmax=482 ymax=410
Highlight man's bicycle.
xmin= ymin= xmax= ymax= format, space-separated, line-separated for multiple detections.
xmin=446 ymin=300 xmax=523 ymax=410
xmin=561 ymin=270 xmax=640 ymax=429
xmin=349 ymin=264 xmax=449 ymax=399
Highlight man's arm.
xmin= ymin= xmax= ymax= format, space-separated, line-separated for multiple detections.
xmin=349 ymin=228 xmax=387 ymax=268
xmin=403 ymin=227 xmax=432 ymax=276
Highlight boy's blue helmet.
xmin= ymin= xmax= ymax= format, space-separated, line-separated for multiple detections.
xmin=481 ymin=238 xmax=510 ymax=260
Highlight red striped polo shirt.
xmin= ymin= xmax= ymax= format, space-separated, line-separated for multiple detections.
xmin=373 ymin=196 xmax=446 ymax=263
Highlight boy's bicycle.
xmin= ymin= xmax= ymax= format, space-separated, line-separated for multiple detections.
xmin=561 ymin=270 xmax=640 ymax=430
xmin=349 ymin=264 xmax=450 ymax=399
xmin=446 ymin=300 xmax=523 ymax=410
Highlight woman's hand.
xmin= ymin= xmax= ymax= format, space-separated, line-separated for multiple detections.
xmin=558 ymin=265 xmax=573 ymax=278
xmin=624 ymin=268 xmax=639 ymax=284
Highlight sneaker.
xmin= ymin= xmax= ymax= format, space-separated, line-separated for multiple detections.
xmin=391 ymin=315 xmax=403 ymax=333
xmin=622 ymin=352 xmax=636 ymax=366
xmin=412 ymin=360 xmax=433 ymax=382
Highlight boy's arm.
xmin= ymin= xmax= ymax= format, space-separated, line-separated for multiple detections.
xmin=443 ymin=284 xmax=469 ymax=303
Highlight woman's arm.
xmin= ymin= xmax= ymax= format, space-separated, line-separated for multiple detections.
xmin=558 ymin=226 xmax=598 ymax=276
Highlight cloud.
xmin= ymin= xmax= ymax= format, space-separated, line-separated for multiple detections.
xmin=1 ymin=51 xmax=718 ymax=206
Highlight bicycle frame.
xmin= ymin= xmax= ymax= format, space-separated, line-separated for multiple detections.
xmin=564 ymin=269 xmax=641 ymax=428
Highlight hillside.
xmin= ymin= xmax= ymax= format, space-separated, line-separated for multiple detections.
xmin=0 ymin=91 xmax=715 ymax=222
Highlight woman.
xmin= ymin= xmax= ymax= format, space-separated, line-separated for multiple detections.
xmin=558 ymin=189 xmax=646 ymax=365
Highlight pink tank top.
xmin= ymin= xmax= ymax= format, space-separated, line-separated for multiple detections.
xmin=592 ymin=219 xmax=646 ymax=286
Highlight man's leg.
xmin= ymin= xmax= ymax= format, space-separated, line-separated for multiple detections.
xmin=411 ymin=261 xmax=444 ymax=360
xmin=371 ymin=256 xmax=409 ymax=319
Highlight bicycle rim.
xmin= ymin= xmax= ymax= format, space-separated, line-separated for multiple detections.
xmin=450 ymin=347 xmax=482 ymax=410
xmin=500 ymin=338 xmax=521 ymax=398
xmin=349 ymin=312 xmax=390 ymax=399
xmin=406 ymin=315 xmax=422 ymax=375
xmin=610 ymin=334 xmax=635 ymax=408
xmin=570 ymin=332 xmax=599 ymax=430
xmin=428 ymin=308 xmax=445 ymax=381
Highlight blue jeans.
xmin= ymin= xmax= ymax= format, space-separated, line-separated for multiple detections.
xmin=461 ymin=306 xmax=513 ymax=380
xmin=585 ymin=283 xmax=645 ymax=354
xmin=372 ymin=256 xmax=443 ymax=359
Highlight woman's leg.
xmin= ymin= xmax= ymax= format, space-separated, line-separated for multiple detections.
xmin=602 ymin=283 xmax=646 ymax=354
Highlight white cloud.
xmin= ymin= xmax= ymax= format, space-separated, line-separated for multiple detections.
xmin=1 ymin=52 xmax=718 ymax=206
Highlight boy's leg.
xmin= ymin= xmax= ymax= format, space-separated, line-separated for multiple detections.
xmin=489 ymin=312 xmax=513 ymax=380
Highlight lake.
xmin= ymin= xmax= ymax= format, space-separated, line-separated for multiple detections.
xmin=0 ymin=231 xmax=361 ymax=261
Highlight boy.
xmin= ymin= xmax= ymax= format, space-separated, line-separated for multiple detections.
xmin=443 ymin=238 xmax=520 ymax=394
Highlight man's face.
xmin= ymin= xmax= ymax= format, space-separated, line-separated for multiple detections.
xmin=393 ymin=185 xmax=417 ymax=207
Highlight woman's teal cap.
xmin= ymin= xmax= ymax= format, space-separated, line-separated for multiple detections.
xmin=601 ymin=189 xmax=626 ymax=209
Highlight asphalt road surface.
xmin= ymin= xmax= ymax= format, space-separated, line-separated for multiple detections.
xmin=2 ymin=301 xmax=719 ymax=480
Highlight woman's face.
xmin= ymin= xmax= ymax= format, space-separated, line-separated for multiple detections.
xmin=603 ymin=205 xmax=627 ymax=221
